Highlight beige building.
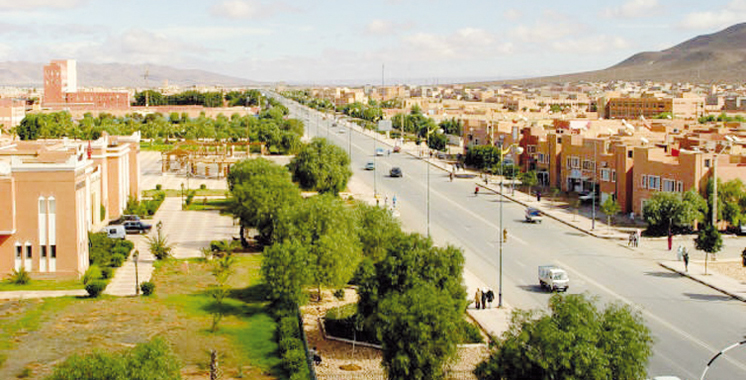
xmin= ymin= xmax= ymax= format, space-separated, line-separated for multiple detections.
xmin=0 ymin=132 xmax=140 ymax=278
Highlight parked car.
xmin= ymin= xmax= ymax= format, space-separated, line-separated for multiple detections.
xmin=525 ymin=207 xmax=543 ymax=223
xmin=375 ymin=148 xmax=385 ymax=156
xmin=123 ymin=220 xmax=152 ymax=234
xmin=364 ymin=162 xmax=375 ymax=170
xmin=739 ymin=224 xmax=746 ymax=235
xmin=390 ymin=167 xmax=403 ymax=177
xmin=109 ymin=214 xmax=140 ymax=225
xmin=101 ymin=225 xmax=126 ymax=240
xmin=393 ymin=146 xmax=401 ymax=153
xmin=578 ymin=191 xmax=597 ymax=203
xmin=538 ymin=265 xmax=569 ymax=292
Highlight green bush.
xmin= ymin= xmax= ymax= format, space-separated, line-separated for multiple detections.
xmin=140 ymin=281 xmax=155 ymax=296
xmin=89 ymin=233 xmax=133 ymax=268
xmin=109 ymin=254 xmax=125 ymax=268
xmin=283 ymin=349 xmax=308 ymax=375
xmin=100 ymin=267 xmax=113 ymax=280
xmin=100 ymin=204 xmax=106 ymax=221
xmin=82 ymin=265 xmax=102 ymax=285
xmin=46 ymin=338 xmax=181 ymax=380
xmin=7 ymin=267 xmax=31 ymax=285
xmin=459 ymin=319 xmax=484 ymax=344
xmin=85 ymin=280 xmax=107 ymax=298
xmin=200 ymin=184 xmax=207 ymax=190
xmin=155 ymin=184 xmax=162 ymax=190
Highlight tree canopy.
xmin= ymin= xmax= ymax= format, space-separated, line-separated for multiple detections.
xmin=288 ymin=137 xmax=352 ymax=195
xmin=642 ymin=190 xmax=705 ymax=235
xmin=475 ymin=293 xmax=652 ymax=380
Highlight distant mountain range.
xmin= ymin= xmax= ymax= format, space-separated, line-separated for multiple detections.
xmin=481 ymin=23 xmax=746 ymax=85
xmin=0 ymin=62 xmax=262 ymax=88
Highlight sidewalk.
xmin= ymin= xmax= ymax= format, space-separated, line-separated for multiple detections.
xmin=659 ymin=259 xmax=746 ymax=302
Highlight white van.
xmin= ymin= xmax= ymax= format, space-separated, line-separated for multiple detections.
xmin=538 ymin=265 xmax=569 ymax=292
xmin=102 ymin=225 xmax=126 ymax=240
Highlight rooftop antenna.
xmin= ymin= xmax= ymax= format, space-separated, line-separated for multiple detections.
xmin=143 ymin=66 xmax=150 ymax=107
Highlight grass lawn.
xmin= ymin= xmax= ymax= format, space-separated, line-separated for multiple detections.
xmin=186 ymin=198 xmax=231 ymax=212
xmin=142 ymin=189 xmax=229 ymax=197
xmin=0 ymin=254 xmax=280 ymax=380
xmin=0 ymin=278 xmax=82 ymax=292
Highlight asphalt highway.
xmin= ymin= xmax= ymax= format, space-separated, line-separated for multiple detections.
xmin=276 ymin=95 xmax=746 ymax=380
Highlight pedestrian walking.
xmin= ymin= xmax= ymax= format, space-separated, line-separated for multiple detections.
xmin=310 ymin=346 xmax=322 ymax=366
xmin=667 ymin=232 xmax=673 ymax=251
xmin=475 ymin=186 xmax=480 ymax=196
xmin=474 ymin=289 xmax=482 ymax=309
xmin=677 ymin=245 xmax=683 ymax=261
xmin=683 ymin=249 xmax=689 ymax=272
xmin=449 ymin=172 xmax=454 ymax=182
xmin=537 ymin=191 xmax=542 ymax=202
xmin=392 ymin=195 xmax=397 ymax=207
xmin=628 ymin=232 xmax=634 ymax=246
xmin=635 ymin=229 xmax=641 ymax=247
xmin=486 ymin=288 xmax=494 ymax=308
xmin=481 ymin=288 xmax=487 ymax=310
xmin=387 ymin=149 xmax=390 ymax=156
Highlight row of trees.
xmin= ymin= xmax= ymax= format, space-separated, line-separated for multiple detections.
xmin=132 ymin=89 xmax=264 ymax=108
xmin=14 ymin=100 xmax=303 ymax=154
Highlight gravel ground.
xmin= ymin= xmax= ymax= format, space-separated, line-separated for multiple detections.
xmin=302 ymin=289 xmax=489 ymax=380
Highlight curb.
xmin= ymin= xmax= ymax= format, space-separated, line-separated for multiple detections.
xmin=657 ymin=261 xmax=746 ymax=302
xmin=476 ymin=183 xmax=627 ymax=241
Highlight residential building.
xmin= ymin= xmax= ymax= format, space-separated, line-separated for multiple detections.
xmin=43 ymin=59 xmax=130 ymax=110
xmin=0 ymin=98 xmax=27 ymax=128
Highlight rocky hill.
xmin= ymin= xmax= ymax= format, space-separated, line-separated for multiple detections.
xmin=0 ymin=61 xmax=261 ymax=88
xmin=484 ymin=23 xmax=746 ymax=85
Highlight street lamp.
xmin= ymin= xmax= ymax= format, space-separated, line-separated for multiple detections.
xmin=426 ymin=128 xmax=443 ymax=237
xmin=133 ymin=249 xmax=140 ymax=296
xmin=700 ymin=339 xmax=746 ymax=380
xmin=498 ymin=141 xmax=523 ymax=308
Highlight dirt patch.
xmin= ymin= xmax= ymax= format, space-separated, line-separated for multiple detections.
xmin=707 ymin=260 xmax=746 ymax=282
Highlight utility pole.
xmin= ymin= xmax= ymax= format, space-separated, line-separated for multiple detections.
xmin=592 ymin=140 xmax=597 ymax=230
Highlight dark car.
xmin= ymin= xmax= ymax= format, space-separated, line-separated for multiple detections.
xmin=390 ymin=167 xmax=403 ymax=177
xmin=123 ymin=220 xmax=152 ymax=234
xmin=109 ymin=214 xmax=140 ymax=225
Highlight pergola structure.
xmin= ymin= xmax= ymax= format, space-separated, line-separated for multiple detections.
xmin=161 ymin=140 xmax=266 ymax=178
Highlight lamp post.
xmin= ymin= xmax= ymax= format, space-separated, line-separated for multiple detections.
xmin=700 ymin=339 xmax=746 ymax=380
xmin=426 ymin=128 xmax=443 ymax=237
xmin=591 ymin=140 xmax=597 ymax=230
xmin=133 ymin=250 xmax=140 ymax=296
xmin=498 ymin=141 xmax=523 ymax=308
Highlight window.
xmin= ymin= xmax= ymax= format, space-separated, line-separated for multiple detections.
xmin=568 ymin=156 xmax=579 ymax=169
xmin=51 ymin=245 xmax=57 ymax=258
xmin=663 ymin=179 xmax=676 ymax=192
xmin=528 ymin=145 xmax=537 ymax=153
xmin=676 ymin=181 xmax=683 ymax=193
xmin=648 ymin=175 xmax=660 ymax=191
xmin=26 ymin=245 xmax=32 ymax=259
xmin=41 ymin=245 xmax=47 ymax=258
xmin=628 ymin=150 xmax=633 ymax=158
xmin=704 ymin=159 xmax=711 ymax=168
xmin=582 ymin=160 xmax=595 ymax=170
xmin=641 ymin=175 xmax=647 ymax=188
xmin=538 ymin=153 xmax=545 ymax=163
xmin=16 ymin=245 xmax=22 ymax=258
xmin=612 ymin=170 xmax=617 ymax=183
xmin=600 ymin=169 xmax=610 ymax=181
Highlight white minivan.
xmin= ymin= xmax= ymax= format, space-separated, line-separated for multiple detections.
xmin=102 ymin=225 xmax=126 ymax=240
xmin=538 ymin=265 xmax=569 ymax=292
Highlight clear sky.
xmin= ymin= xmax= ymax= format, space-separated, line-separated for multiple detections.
xmin=1 ymin=0 xmax=744 ymax=84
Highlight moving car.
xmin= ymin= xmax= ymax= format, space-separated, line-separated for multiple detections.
xmin=375 ymin=148 xmax=385 ymax=156
xmin=390 ymin=167 xmax=403 ymax=177
xmin=393 ymin=146 xmax=401 ymax=153
xmin=124 ymin=220 xmax=152 ymax=234
xmin=525 ymin=207 xmax=543 ymax=223
xmin=538 ymin=265 xmax=569 ymax=292
xmin=364 ymin=162 xmax=375 ymax=170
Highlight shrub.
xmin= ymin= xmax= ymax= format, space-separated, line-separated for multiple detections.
xmin=85 ymin=280 xmax=107 ymax=297
xmin=200 ymin=183 xmax=207 ymax=190
xmin=155 ymin=184 xmax=162 ymax=190
xmin=7 ymin=267 xmax=31 ymax=285
xmin=82 ymin=265 xmax=103 ymax=285
xmin=100 ymin=204 xmax=106 ymax=221
xmin=283 ymin=349 xmax=308 ymax=375
xmin=140 ymin=281 xmax=155 ymax=296
xmin=109 ymin=254 xmax=126 ymax=268
xmin=459 ymin=319 xmax=484 ymax=344
xmin=100 ymin=267 xmax=113 ymax=280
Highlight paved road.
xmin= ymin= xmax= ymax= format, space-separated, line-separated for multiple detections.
xmin=276 ymin=95 xmax=746 ymax=380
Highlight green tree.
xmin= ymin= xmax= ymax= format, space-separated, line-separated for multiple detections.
xmin=208 ymin=255 xmax=235 ymax=332
xmin=464 ymin=145 xmax=501 ymax=170
xmin=288 ymin=138 xmax=352 ymax=195
xmin=227 ymin=158 xmax=302 ymax=243
xmin=355 ymin=203 xmax=403 ymax=262
xmin=600 ymin=197 xmax=621 ymax=228
xmin=273 ymin=194 xmax=361 ymax=299
xmin=377 ymin=284 xmax=462 ymax=380
xmin=519 ymin=171 xmax=538 ymax=199
xmin=262 ymin=239 xmax=312 ymax=305
xmin=642 ymin=191 xmax=700 ymax=236
xmin=474 ymin=293 xmax=652 ymax=380
xmin=695 ymin=224 xmax=723 ymax=256
xmin=427 ymin=132 xmax=447 ymax=151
